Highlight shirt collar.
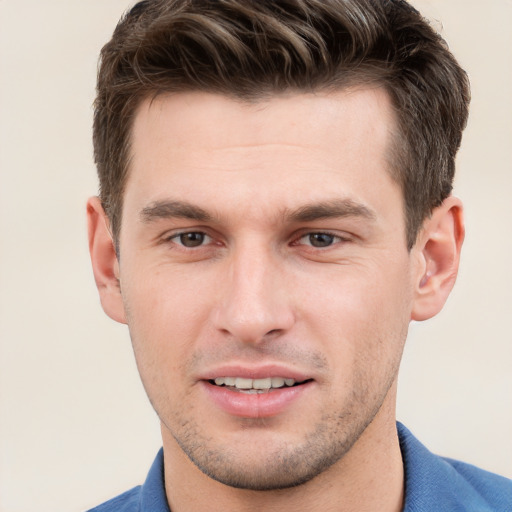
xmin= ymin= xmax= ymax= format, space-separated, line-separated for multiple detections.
xmin=398 ymin=422 xmax=494 ymax=511
xmin=139 ymin=448 xmax=170 ymax=512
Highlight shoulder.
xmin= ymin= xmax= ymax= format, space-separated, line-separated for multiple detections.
xmin=86 ymin=486 xmax=142 ymax=512
xmin=397 ymin=422 xmax=512 ymax=511
xmin=442 ymin=457 xmax=512 ymax=511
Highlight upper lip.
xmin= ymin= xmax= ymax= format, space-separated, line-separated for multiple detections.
xmin=199 ymin=364 xmax=312 ymax=382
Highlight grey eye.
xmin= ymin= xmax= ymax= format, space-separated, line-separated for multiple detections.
xmin=306 ymin=233 xmax=336 ymax=248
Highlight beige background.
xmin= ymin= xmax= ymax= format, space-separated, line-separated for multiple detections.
xmin=0 ymin=1 xmax=511 ymax=511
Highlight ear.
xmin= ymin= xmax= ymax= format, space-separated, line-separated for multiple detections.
xmin=411 ymin=196 xmax=465 ymax=321
xmin=87 ymin=197 xmax=127 ymax=324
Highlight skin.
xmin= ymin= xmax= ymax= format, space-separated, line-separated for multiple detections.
xmin=88 ymin=88 xmax=464 ymax=512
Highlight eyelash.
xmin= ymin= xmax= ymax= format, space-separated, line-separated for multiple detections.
xmin=295 ymin=231 xmax=349 ymax=248
xmin=165 ymin=231 xmax=214 ymax=248
xmin=163 ymin=230 xmax=350 ymax=250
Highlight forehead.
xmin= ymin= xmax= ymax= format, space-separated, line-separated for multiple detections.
xmin=125 ymin=88 xmax=399 ymax=223
xmin=131 ymin=87 xmax=394 ymax=156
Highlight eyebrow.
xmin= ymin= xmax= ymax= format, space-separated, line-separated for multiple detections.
xmin=287 ymin=199 xmax=376 ymax=223
xmin=139 ymin=198 xmax=376 ymax=224
xmin=140 ymin=200 xmax=212 ymax=223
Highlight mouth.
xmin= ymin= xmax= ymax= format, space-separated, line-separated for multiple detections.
xmin=202 ymin=371 xmax=315 ymax=417
xmin=208 ymin=376 xmax=312 ymax=394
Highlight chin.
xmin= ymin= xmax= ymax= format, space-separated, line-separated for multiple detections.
xmin=171 ymin=413 xmax=370 ymax=491
xmin=189 ymin=448 xmax=340 ymax=491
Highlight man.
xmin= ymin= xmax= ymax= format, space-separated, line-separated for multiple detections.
xmin=86 ymin=0 xmax=511 ymax=510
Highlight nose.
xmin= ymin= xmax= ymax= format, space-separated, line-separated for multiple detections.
xmin=212 ymin=242 xmax=295 ymax=344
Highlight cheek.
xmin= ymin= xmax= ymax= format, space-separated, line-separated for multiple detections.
xmin=124 ymin=264 xmax=214 ymax=329
xmin=121 ymin=267 xmax=216 ymax=385
xmin=301 ymin=258 xmax=412 ymax=317
xmin=298 ymin=261 xmax=412 ymax=363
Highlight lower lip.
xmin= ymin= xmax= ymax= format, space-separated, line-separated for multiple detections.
xmin=201 ymin=381 xmax=313 ymax=418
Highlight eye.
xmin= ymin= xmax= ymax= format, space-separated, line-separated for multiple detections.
xmin=298 ymin=232 xmax=343 ymax=248
xmin=170 ymin=231 xmax=212 ymax=248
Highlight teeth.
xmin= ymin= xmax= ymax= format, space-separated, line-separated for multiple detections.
xmin=271 ymin=377 xmax=285 ymax=387
xmin=235 ymin=377 xmax=253 ymax=389
xmin=253 ymin=378 xmax=272 ymax=390
xmin=213 ymin=377 xmax=297 ymax=389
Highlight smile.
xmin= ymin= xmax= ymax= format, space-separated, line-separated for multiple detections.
xmin=210 ymin=376 xmax=307 ymax=393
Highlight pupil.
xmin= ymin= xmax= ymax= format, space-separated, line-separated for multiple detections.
xmin=310 ymin=233 xmax=334 ymax=247
xmin=180 ymin=232 xmax=204 ymax=247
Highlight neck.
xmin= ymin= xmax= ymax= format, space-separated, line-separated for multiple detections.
xmin=162 ymin=394 xmax=404 ymax=512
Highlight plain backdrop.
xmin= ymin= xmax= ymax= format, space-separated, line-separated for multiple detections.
xmin=0 ymin=1 xmax=511 ymax=511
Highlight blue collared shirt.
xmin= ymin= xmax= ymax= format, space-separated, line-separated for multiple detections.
xmin=87 ymin=423 xmax=512 ymax=511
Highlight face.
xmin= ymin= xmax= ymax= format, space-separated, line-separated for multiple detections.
xmin=114 ymin=89 xmax=421 ymax=489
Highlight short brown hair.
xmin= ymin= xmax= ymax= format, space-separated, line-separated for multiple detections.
xmin=93 ymin=0 xmax=470 ymax=249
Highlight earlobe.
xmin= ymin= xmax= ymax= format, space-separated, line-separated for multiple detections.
xmin=411 ymin=196 xmax=464 ymax=321
xmin=87 ymin=197 xmax=127 ymax=324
